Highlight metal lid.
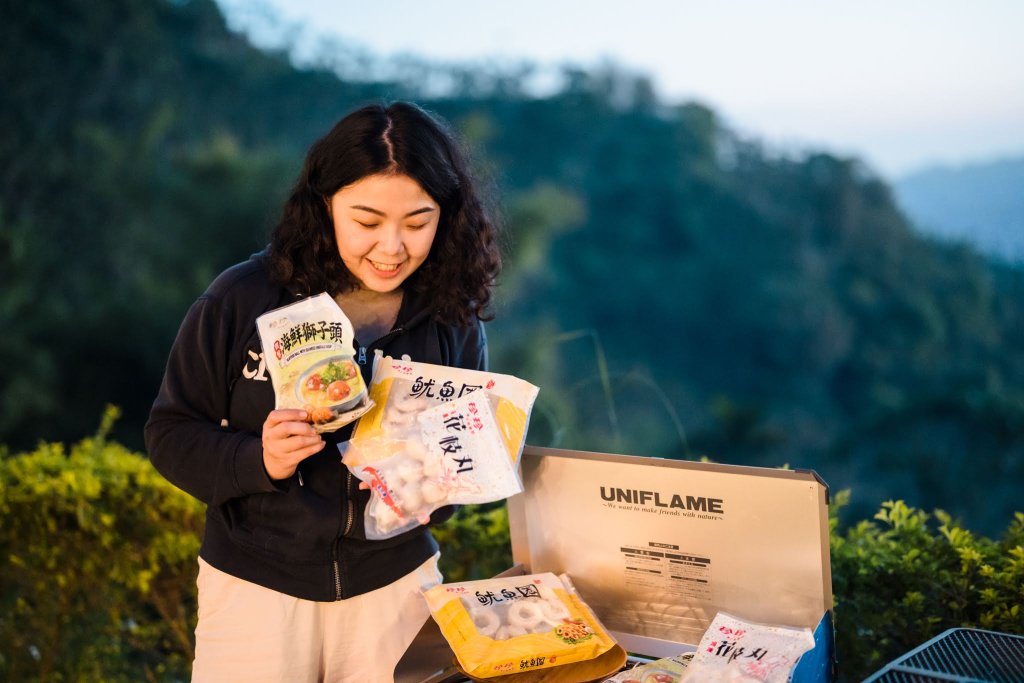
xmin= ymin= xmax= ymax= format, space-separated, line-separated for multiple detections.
xmin=507 ymin=446 xmax=833 ymax=658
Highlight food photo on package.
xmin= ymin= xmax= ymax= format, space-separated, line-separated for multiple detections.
xmin=421 ymin=572 xmax=618 ymax=679
xmin=341 ymin=392 xmax=523 ymax=539
xmin=602 ymin=653 xmax=693 ymax=683
xmin=255 ymin=293 xmax=374 ymax=433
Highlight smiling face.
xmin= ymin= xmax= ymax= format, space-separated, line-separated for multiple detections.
xmin=327 ymin=173 xmax=441 ymax=293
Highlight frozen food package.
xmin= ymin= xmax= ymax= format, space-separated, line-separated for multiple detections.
xmin=338 ymin=352 xmax=539 ymax=538
xmin=255 ymin=293 xmax=373 ymax=433
xmin=602 ymin=653 xmax=693 ymax=682
xmin=681 ymin=612 xmax=815 ymax=682
xmin=353 ymin=352 xmax=540 ymax=466
xmin=342 ymin=392 xmax=523 ymax=539
xmin=422 ymin=572 xmax=618 ymax=679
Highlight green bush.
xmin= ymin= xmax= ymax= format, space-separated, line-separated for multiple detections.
xmin=830 ymin=490 xmax=1024 ymax=681
xmin=2 ymin=418 xmax=1022 ymax=681
xmin=0 ymin=407 xmax=204 ymax=681
xmin=432 ymin=503 xmax=512 ymax=583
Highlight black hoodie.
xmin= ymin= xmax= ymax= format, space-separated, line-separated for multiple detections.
xmin=145 ymin=251 xmax=487 ymax=601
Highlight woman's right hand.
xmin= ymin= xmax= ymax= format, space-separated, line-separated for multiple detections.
xmin=261 ymin=409 xmax=325 ymax=480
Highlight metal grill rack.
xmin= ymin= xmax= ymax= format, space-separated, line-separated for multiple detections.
xmin=863 ymin=628 xmax=1024 ymax=683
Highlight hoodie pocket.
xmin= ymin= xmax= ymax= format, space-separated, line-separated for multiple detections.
xmin=242 ymin=488 xmax=342 ymax=562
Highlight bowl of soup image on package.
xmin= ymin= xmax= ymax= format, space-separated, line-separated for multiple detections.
xmin=295 ymin=355 xmax=367 ymax=423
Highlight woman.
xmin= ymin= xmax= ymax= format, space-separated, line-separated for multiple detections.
xmin=145 ymin=101 xmax=501 ymax=682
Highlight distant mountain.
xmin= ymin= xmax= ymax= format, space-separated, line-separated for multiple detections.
xmin=893 ymin=157 xmax=1024 ymax=262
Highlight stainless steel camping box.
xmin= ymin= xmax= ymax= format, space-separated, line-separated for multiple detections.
xmin=396 ymin=446 xmax=835 ymax=682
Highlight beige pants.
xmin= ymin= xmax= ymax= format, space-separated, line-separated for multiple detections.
xmin=191 ymin=554 xmax=442 ymax=683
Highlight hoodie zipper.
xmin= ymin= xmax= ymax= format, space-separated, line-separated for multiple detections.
xmin=356 ymin=326 xmax=406 ymax=367
xmin=334 ymin=317 xmax=428 ymax=600
xmin=339 ymin=325 xmax=404 ymax=540
xmin=343 ymin=472 xmax=356 ymax=536
xmin=331 ymin=542 xmax=343 ymax=600
xmin=333 ymin=472 xmax=356 ymax=601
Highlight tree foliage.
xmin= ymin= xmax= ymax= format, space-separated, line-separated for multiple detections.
xmin=3 ymin=0 xmax=1024 ymax=535
xmin=829 ymin=493 xmax=1024 ymax=680
xmin=0 ymin=408 xmax=204 ymax=681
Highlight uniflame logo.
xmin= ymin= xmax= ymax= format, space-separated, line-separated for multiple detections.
xmin=599 ymin=487 xmax=724 ymax=514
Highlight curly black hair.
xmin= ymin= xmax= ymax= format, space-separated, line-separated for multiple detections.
xmin=267 ymin=101 xmax=501 ymax=326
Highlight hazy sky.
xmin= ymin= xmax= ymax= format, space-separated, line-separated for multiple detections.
xmin=217 ymin=0 xmax=1024 ymax=179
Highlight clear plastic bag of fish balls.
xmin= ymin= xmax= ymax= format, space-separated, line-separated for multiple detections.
xmin=341 ymin=392 xmax=523 ymax=540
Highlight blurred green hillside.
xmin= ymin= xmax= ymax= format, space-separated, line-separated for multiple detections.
xmin=2 ymin=0 xmax=1022 ymax=534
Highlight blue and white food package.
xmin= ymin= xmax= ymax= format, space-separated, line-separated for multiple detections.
xmin=681 ymin=612 xmax=816 ymax=682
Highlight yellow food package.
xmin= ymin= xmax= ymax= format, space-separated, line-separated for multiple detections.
xmin=353 ymin=352 xmax=539 ymax=466
xmin=422 ymin=572 xmax=617 ymax=678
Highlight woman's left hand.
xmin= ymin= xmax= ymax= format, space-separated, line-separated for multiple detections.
xmin=261 ymin=409 xmax=325 ymax=480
